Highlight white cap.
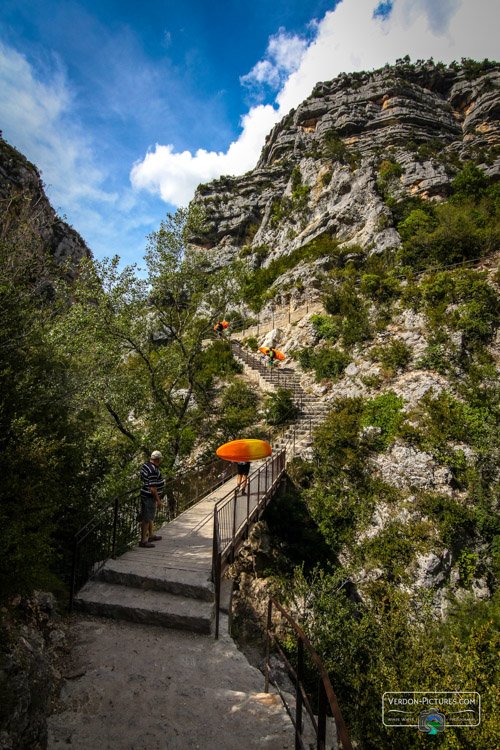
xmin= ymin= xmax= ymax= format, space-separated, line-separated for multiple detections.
xmin=150 ymin=450 xmax=162 ymax=460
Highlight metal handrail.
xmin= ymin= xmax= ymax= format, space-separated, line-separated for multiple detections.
xmin=69 ymin=456 xmax=238 ymax=610
xmin=212 ymin=449 xmax=286 ymax=638
xmin=265 ymin=596 xmax=353 ymax=750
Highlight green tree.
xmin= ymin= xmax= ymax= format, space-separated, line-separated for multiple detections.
xmin=54 ymin=207 xmax=239 ymax=471
xmin=0 ymin=196 xmax=103 ymax=599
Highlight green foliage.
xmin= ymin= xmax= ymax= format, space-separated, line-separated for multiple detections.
xmin=362 ymin=391 xmax=405 ymax=450
xmin=369 ymin=339 xmax=412 ymax=372
xmin=460 ymin=57 xmax=498 ymax=80
xmin=263 ymin=494 xmax=333 ymax=578
xmin=224 ymin=310 xmax=256 ymax=332
xmin=396 ymin=166 xmax=500 ymax=269
xmin=416 ymin=337 xmax=452 ymax=373
xmin=263 ymin=387 xmax=298 ymax=426
xmin=451 ymin=161 xmax=489 ymax=200
xmin=310 ymin=313 xmax=341 ymax=342
xmin=217 ymin=381 xmax=259 ymax=440
xmin=242 ymin=336 xmax=258 ymax=351
xmin=361 ymin=520 xmax=429 ymax=577
xmin=0 ymin=196 xmax=109 ymax=600
xmin=360 ymin=272 xmax=400 ymax=301
xmin=313 ymin=346 xmax=351 ymax=382
xmin=297 ymin=345 xmax=350 ymax=382
xmin=322 ymin=129 xmax=360 ymax=168
xmin=417 ymin=493 xmax=474 ymax=547
xmin=377 ymin=159 xmax=403 ymax=198
xmin=279 ymin=571 xmax=500 ymax=749
xmin=458 ymin=550 xmax=479 ymax=587
xmin=200 ymin=340 xmax=242 ymax=378
xmin=323 ymin=279 xmax=372 ymax=346
xmin=241 ymin=236 xmax=338 ymax=311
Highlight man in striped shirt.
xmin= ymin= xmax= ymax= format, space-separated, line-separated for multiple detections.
xmin=139 ymin=450 xmax=165 ymax=548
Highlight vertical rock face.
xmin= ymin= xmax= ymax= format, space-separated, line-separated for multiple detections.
xmin=189 ymin=60 xmax=500 ymax=270
xmin=0 ymin=134 xmax=92 ymax=281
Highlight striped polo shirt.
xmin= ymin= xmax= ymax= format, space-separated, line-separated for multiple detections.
xmin=140 ymin=461 xmax=165 ymax=499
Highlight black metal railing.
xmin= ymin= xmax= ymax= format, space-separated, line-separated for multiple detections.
xmin=212 ymin=449 xmax=287 ymax=638
xmin=265 ymin=596 xmax=353 ymax=750
xmin=69 ymin=457 xmax=238 ymax=610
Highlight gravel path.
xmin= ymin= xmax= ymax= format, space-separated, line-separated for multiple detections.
xmin=47 ymin=615 xmax=294 ymax=750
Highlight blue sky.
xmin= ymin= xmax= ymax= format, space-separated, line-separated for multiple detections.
xmin=0 ymin=0 xmax=498 ymax=266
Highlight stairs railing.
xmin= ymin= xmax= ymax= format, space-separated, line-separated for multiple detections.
xmin=69 ymin=457 xmax=238 ymax=610
xmin=212 ymin=449 xmax=286 ymax=638
xmin=265 ymin=596 xmax=353 ymax=750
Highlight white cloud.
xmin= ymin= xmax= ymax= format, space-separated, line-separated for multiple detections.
xmin=131 ymin=104 xmax=279 ymax=205
xmin=0 ymin=41 xmax=116 ymax=212
xmin=240 ymin=29 xmax=308 ymax=92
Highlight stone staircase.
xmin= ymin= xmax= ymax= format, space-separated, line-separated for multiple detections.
xmin=73 ymin=477 xmax=238 ymax=634
xmin=231 ymin=341 xmax=329 ymax=459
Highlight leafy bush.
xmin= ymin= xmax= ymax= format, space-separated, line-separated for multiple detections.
xmin=377 ymin=159 xmax=403 ymax=197
xmin=296 ymin=345 xmax=350 ymax=382
xmin=314 ymin=347 xmax=351 ymax=381
xmin=310 ymin=314 xmax=341 ymax=342
xmin=362 ymin=391 xmax=405 ymax=450
xmin=360 ymin=272 xmax=400 ymax=300
xmin=242 ymin=336 xmax=258 ymax=351
xmin=200 ymin=340 xmax=243 ymax=377
xmin=417 ymin=492 xmax=474 ymax=547
xmin=396 ymin=167 xmax=500 ymax=269
xmin=369 ymin=339 xmax=412 ymax=372
xmin=264 ymin=387 xmax=298 ymax=426
xmin=218 ymin=381 xmax=259 ymax=439
xmin=323 ymin=280 xmax=372 ymax=346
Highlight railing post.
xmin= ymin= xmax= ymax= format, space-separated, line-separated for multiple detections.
xmin=246 ymin=475 xmax=250 ymax=527
xmin=213 ymin=512 xmax=221 ymax=639
xmin=295 ymin=639 xmax=304 ymax=750
xmin=231 ymin=487 xmax=238 ymax=561
xmin=317 ymin=679 xmax=327 ymax=750
xmin=265 ymin=599 xmax=272 ymax=693
xmin=111 ymin=495 xmax=119 ymax=559
xmin=257 ymin=463 xmax=261 ymax=508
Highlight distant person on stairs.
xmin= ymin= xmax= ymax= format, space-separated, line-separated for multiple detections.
xmin=214 ymin=321 xmax=224 ymax=339
xmin=267 ymin=349 xmax=276 ymax=367
xmin=139 ymin=450 xmax=164 ymax=548
xmin=236 ymin=461 xmax=250 ymax=494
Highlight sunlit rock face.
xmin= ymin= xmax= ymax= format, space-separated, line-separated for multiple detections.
xmin=0 ymin=134 xmax=92 ymax=282
xmin=189 ymin=60 xmax=500 ymax=274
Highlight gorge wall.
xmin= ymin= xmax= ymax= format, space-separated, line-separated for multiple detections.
xmin=0 ymin=133 xmax=92 ymax=281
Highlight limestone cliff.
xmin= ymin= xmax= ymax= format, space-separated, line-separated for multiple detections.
xmin=192 ymin=59 xmax=500 ymax=615
xmin=0 ymin=133 xmax=92 ymax=281
xmin=190 ymin=59 xmax=499 ymax=276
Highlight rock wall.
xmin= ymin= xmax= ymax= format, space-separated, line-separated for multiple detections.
xmin=0 ymin=593 xmax=70 ymax=750
xmin=189 ymin=60 xmax=500 ymax=275
xmin=0 ymin=134 xmax=92 ymax=282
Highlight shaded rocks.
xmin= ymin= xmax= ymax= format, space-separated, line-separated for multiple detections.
xmin=0 ymin=592 xmax=70 ymax=750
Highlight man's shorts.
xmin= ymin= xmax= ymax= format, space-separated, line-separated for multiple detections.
xmin=141 ymin=496 xmax=157 ymax=522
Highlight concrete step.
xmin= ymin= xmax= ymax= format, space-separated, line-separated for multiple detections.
xmin=96 ymin=558 xmax=214 ymax=601
xmin=74 ymin=580 xmax=214 ymax=634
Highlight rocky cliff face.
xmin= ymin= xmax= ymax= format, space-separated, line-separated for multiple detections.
xmin=193 ymin=60 xmax=500 ymax=615
xmin=0 ymin=134 xmax=92 ymax=281
xmin=190 ymin=59 xmax=499 ymax=275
